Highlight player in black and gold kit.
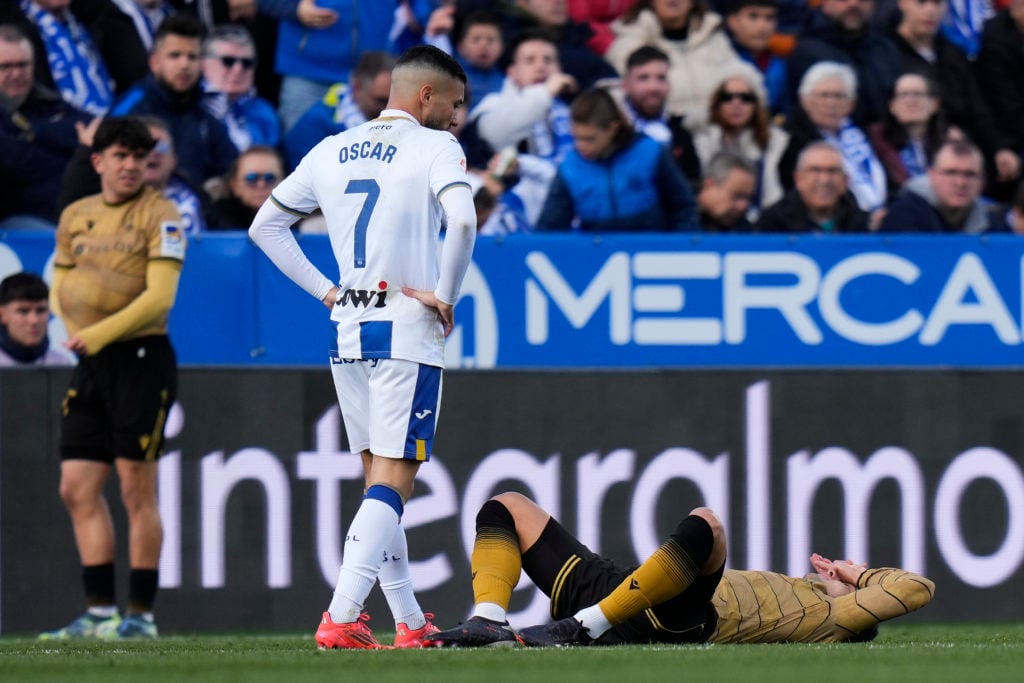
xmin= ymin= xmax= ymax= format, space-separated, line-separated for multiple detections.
xmin=425 ymin=492 xmax=935 ymax=648
xmin=40 ymin=117 xmax=185 ymax=641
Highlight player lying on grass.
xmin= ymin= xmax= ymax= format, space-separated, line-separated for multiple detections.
xmin=425 ymin=492 xmax=935 ymax=647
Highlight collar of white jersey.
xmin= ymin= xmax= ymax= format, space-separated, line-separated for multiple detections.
xmin=374 ymin=109 xmax=418 ymax=125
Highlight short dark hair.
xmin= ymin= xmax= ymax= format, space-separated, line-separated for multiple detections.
xmin=724 ymin=0 xmax=779 ymax=15
xmin=394 ymin=44 xmax=467 ymax=85
xmin=0 ymin=23 xmax=30 ymax=45
xmin=0 ymin=272 xmax=48 ymax=304
xmin=353 ymin=51 xmax=398 ymax=84
xmin=154 ymin=13 xmax=203 ymax=49
xmin=92 ymin=116 xmax=157 ymax=154
xmin=499 ymin=28 xmax=557 ymax=71
xmin=454 ymin=10 xmax=502 ymax=46
xmin=626 ymin=45 xmax=669 ymax=72
xmin=570 ymin=87 xmax=634 ymax=148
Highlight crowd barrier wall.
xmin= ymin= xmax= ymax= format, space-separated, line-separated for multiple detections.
xmin=2 ymin=230 xmax=1021 ymax=632
xmin=2 ymin=230 xmax=1023 ymax=368
xmin=1 ymin=368 xmax=1021 ymax=634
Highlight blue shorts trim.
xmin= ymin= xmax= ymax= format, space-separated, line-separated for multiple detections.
xmin=405 ymin=364 xmax=440 ymax=461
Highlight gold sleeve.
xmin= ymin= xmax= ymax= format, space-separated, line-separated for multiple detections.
xmin=75 ymin=258 xmax=182 ymax=355
xmin=50 ymin=264 xmax=70 ymax=319
xmin=833 ymin=568 xmax=936 ymax=638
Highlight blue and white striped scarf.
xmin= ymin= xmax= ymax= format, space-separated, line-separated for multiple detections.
xmin=824 ymin=119 xmax=887 ymax=212
xmin=21 ymin=0 xmax=112 ymax=115
xmin=164 ymin=177 xmax=206 ymax=236
xmin=332 ymin=85 xmax=369 ymax=131
xmin=530 ymin=98 xmax=574 ymax=163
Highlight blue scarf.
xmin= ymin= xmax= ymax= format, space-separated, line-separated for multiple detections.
xmin=825 ymin=119 xmax=886 ymax=212
xmin=942 ymin=0 xmax=993 ymax=59
xmin=164 ymin=177 xmax=206 ymax=236
xmin=332 ymin=86 xmax=369 ymax=130
xmin=530 ymin=98 xmax=574 ymax=163
xmin=626 ymin=101 xmax=672 ymax=146
xmin=203 ymin=85 xmax=255 ymax=152
xmin=899 ymin=139 xmax=929 ymax=181
xmin=21 ymin=0 xmax=113 ymax=115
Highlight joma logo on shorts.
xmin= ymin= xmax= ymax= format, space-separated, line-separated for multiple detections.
xmin=337 ymin=289 xmax=388 ymax=308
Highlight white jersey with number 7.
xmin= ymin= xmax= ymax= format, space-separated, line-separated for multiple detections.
xmin=269 ymin=109 xmax=472 ymax=367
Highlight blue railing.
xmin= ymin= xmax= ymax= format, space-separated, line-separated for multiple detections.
xmin=3 ymin=230 xmax=1022 ymax=367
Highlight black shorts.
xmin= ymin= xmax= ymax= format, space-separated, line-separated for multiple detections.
xmin=60 ymin=335 xmax=177 ymax=463
xmin=521 ymin=516 xmax=722 ymax=645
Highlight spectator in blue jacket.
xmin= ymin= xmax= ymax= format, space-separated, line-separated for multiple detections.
xmin=201 ymin=24 xmax=281 ymax=153
xmin=724 ymin=0 xmax=789 ymax=116
xmin=110 ymin=14 xmax=237 ymax=188
xmin=259 ymin=0 xmax=394 ymax=133
xmin=536 ymin=87 xmax=698 ymax=232
xmin=452 ymin=10 xmax=506 ymax=108
xmin=282 ymin=50 xmax=395 ymax=170
xmin=0 ymin=23 xmax=91 ymax=227
xmin=879 ymin=140 xmax=1008 ymax=233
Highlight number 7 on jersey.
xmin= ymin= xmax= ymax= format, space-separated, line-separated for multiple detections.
xmin=345 ymin=179 xmax=380 ymax=268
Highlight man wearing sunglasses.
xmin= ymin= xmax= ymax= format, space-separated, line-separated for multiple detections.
xmin=200 ymin=23 xmax=281 ymax=154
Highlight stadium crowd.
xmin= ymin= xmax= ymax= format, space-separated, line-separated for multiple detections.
xmin=3 ymin=0 xmax=1024 ymax=236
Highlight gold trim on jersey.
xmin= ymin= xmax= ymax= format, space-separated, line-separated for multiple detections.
xmin=437 ymin=180 xmax=471 ymax=200
xmin=644 ymin=608 xmax=706 ymax=636
xmin=270 ymin=194 xmax=311 ymax=217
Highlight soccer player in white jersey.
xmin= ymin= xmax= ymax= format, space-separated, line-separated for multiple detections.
xmin=248 ymin=45 xmax=476 ymax=649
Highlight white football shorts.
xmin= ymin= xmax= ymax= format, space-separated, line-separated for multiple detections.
xmin=329 ymin=353 xmax=442 ymax=461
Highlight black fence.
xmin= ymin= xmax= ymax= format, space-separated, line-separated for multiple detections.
xmin=1 ymin=367 xmax=1021 ymax=634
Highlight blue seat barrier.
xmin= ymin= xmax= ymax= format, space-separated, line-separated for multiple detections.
xmin=3 ymin=230 xmax=1022 ymax=368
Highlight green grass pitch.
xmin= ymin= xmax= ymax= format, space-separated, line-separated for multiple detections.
xmin=2 ymin=623 xmax=1022 ymax=683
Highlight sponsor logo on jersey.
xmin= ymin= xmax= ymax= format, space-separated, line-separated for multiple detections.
xmin=336 ymin=288 xmax=388 ymax=308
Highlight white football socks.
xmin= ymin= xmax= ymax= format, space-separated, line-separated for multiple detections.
xmin=378 ymin=523 xmax=426 ymax=630
xmin=328 ymin=497 xmax=399 ymax=623
xmin=573 ymin=604 xmax=612 ymax=639
xmin=471 ymin=602 xmax=508 ymax=624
